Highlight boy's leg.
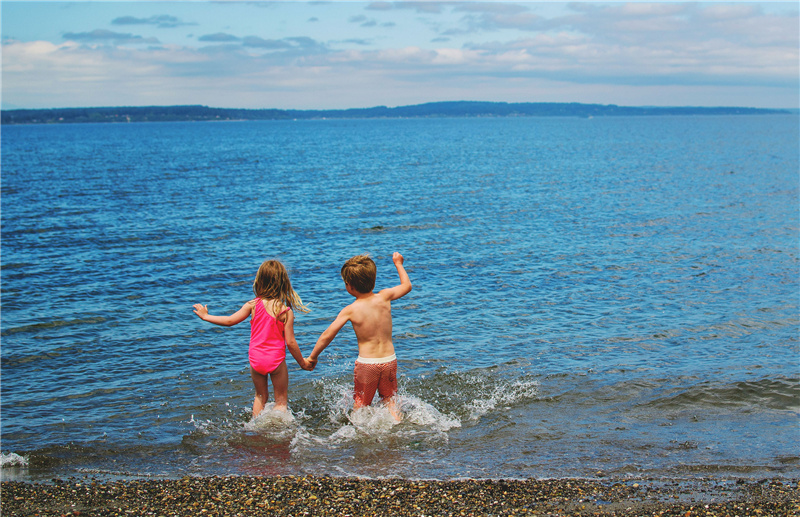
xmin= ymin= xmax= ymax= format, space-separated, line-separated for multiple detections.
xmin=377 ymin=359 xmax=401 ymax=422
xmin=353 ymin=362 xmax=379 ymax=409
xmin=269 ymin=361 xmax=289 ymax=411
xmin=250 ymin=367 xmax=270 ymax=418
xmin=384 ymin=397 xmax=401 ymax=422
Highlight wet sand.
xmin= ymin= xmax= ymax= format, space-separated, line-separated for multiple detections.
xmin=3 ymin=475 xmax=798 ymax=516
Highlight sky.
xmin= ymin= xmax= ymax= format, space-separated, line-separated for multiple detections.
xmin=2 ymin=1 xmax=798 ymax=110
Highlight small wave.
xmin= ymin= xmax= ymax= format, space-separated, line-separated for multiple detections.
xmin=464 ymin=377 xmax=540 ymax=421
xmin=1 ymin=452 xmax=28 ymax=468
xmin=1 ymin=317 xmax=106 ymax=336
xmin=1 ymin=262 xmax=35 ymax=270
xmin=359 ymin=223 xmax=443 ymax=233
xmin=405 ymin=365 xmax=541 ymax=421
xmin=396 ymin=332 xmax=427 ymax=339
xmin=75 ymin=468 xmax=162 ymax=479
xmin=645 ymin=376 xmax=800 ymax=413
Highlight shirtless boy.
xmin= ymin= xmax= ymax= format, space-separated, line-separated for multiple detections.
xmin=306 ymin=252 xmax=412 ymax=419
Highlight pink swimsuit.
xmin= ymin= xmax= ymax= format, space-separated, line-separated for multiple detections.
xmin=249 ymin=299 xmax=290 ymax=375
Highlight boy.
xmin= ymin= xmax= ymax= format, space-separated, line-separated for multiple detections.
xmin=306 ymin=252 xmax=412 ymax=419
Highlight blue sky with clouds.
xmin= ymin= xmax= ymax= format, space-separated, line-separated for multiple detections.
xmin=2 ymin=1 xmax=798 ymax=110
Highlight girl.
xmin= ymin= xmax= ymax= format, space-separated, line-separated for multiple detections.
xmin=193 ymin=260 xmax=312 ymax=417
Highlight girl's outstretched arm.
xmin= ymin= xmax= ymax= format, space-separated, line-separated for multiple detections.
xmin=193 ymin=300 xmax=254 ymax=327
xmin=282 ymin=310 xmax=313 ymax=370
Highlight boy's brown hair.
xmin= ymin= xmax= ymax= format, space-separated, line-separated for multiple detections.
xmin=341 ymin=254 xmax=376 ymax=294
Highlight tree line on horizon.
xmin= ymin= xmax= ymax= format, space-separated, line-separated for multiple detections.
xmin=0 ymin=101 xmax=788 ymax=125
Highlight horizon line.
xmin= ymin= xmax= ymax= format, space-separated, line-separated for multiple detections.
xmin=2 ymin=100 xmax=797 ymax=112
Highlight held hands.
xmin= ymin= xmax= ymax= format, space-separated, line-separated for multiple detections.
xmin=304 ymin=356 xmax=318 ymax=371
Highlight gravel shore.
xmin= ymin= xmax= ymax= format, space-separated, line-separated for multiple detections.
xmin=3 ymin=475 xmax=798 ymax=516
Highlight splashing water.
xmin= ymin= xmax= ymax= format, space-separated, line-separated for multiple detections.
xmin=1 ymin=452 xmax=28 ymax=468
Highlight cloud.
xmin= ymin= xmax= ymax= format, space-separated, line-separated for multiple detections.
xmin=366 ymin=1 xmax=445 ymax=14
xmin=700 ymin=4 xmax=758 ymax=21
xmin=242 ymin=36 xmax=293 ymax=49
xmin=342 ymin=39 xmax=372 ymax=46
xmin=441 ymin=12 xmax=547 ymax=36
xmin=430 ymin=0 xmax=799 ymax=80
xmin=349 ymin=14 xmax=379 ymax=28
xmin=425 ymin=1 xmax=797 ymax=53
xmin=365 ymin=2 xmax=393 ymax=11
xmin=239 ymin=35 xmax=329 ymax=59
xmin=538 ymin=3 xmax=797 ymax=47
xmin=453 ymin=3 xmax=529 ymax=15
xmin=112 ymin=15 xmax=194 ymax=29
xmin=192 ymin=33 xmax=331 ymax=59
xmin=460 ymin=29 xmax=798 ymax=89
xmin=3 ymin=3 xmax=797 ymax=110
xmin=62 ymin=29 xmax=160 ymax=44
xmin=2 ymin=39 xmax=181 ymax=107
xmin=3 ymin=33 xmax=796 ymax=110
xmin=285 ymin=37 xmax=327 ymax=52
xmin=198 ymin=33 xmax=240 ymax=43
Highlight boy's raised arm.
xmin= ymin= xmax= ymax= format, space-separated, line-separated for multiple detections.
xmin=381 ymin=252 xmax=412 ymax=301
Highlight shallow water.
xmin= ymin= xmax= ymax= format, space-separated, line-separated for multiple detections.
xmin=1 ymin=115 xmax=798 ymax=481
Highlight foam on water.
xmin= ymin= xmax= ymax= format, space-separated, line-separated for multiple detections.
xmin=244 ymin=403 xmax=298 ymax=432
xmin=463 ymin=377 xmax=541 ymax=421
xmin=1 ymin=452 xmax=28 ymax=468
xmin=400 ymin=393 xmax=461 ymax=432
xmin=289 ymin=381 xmax=462 ymax=452
xmin=403 ymin=365 xmax=542 ymax=421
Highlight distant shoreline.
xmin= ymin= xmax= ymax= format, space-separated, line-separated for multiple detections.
xmin=1 ymin=101 xmax=792 ymax=125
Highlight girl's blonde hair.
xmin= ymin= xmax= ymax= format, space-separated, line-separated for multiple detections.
xmin=252 ymin=260 xmax=310 ymax=313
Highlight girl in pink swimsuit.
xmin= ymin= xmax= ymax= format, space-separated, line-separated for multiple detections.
xmin=193 ymin=260 xmax=312 ymax=417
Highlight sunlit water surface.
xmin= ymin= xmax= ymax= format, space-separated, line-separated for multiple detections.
xmin=2 ymin=116 xmax=798 ymax=481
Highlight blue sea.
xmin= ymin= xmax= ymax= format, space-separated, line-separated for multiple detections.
xmin=1 ymin=115 xmax=798 ymax=482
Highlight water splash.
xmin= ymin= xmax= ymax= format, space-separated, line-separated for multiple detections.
xmin=464 ymin=377 xmax=540 ymax=421
xmin=1 ymin=452 xmax=28 ymax=468
xmin=244 ymin=404 xmax=298 ymax=432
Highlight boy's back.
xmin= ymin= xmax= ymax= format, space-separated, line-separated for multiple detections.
xmin=341 ymin=289 xmax=397 ymax=359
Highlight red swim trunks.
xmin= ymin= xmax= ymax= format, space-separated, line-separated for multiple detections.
xmin=353 ymin=355 xmax=398 ymax=407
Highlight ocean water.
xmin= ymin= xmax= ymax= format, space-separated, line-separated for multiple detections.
xmin=1 ymin=115 xmax=798 ymax=482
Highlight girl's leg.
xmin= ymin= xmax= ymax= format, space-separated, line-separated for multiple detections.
xmin=250 ymin=367 xmax=270 ymax=418
xmin=269 ymin=361 xmax=289 ymax=411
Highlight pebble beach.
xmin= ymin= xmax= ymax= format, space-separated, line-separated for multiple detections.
xmin=3 ymin=476 xmax=798 ymax=517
